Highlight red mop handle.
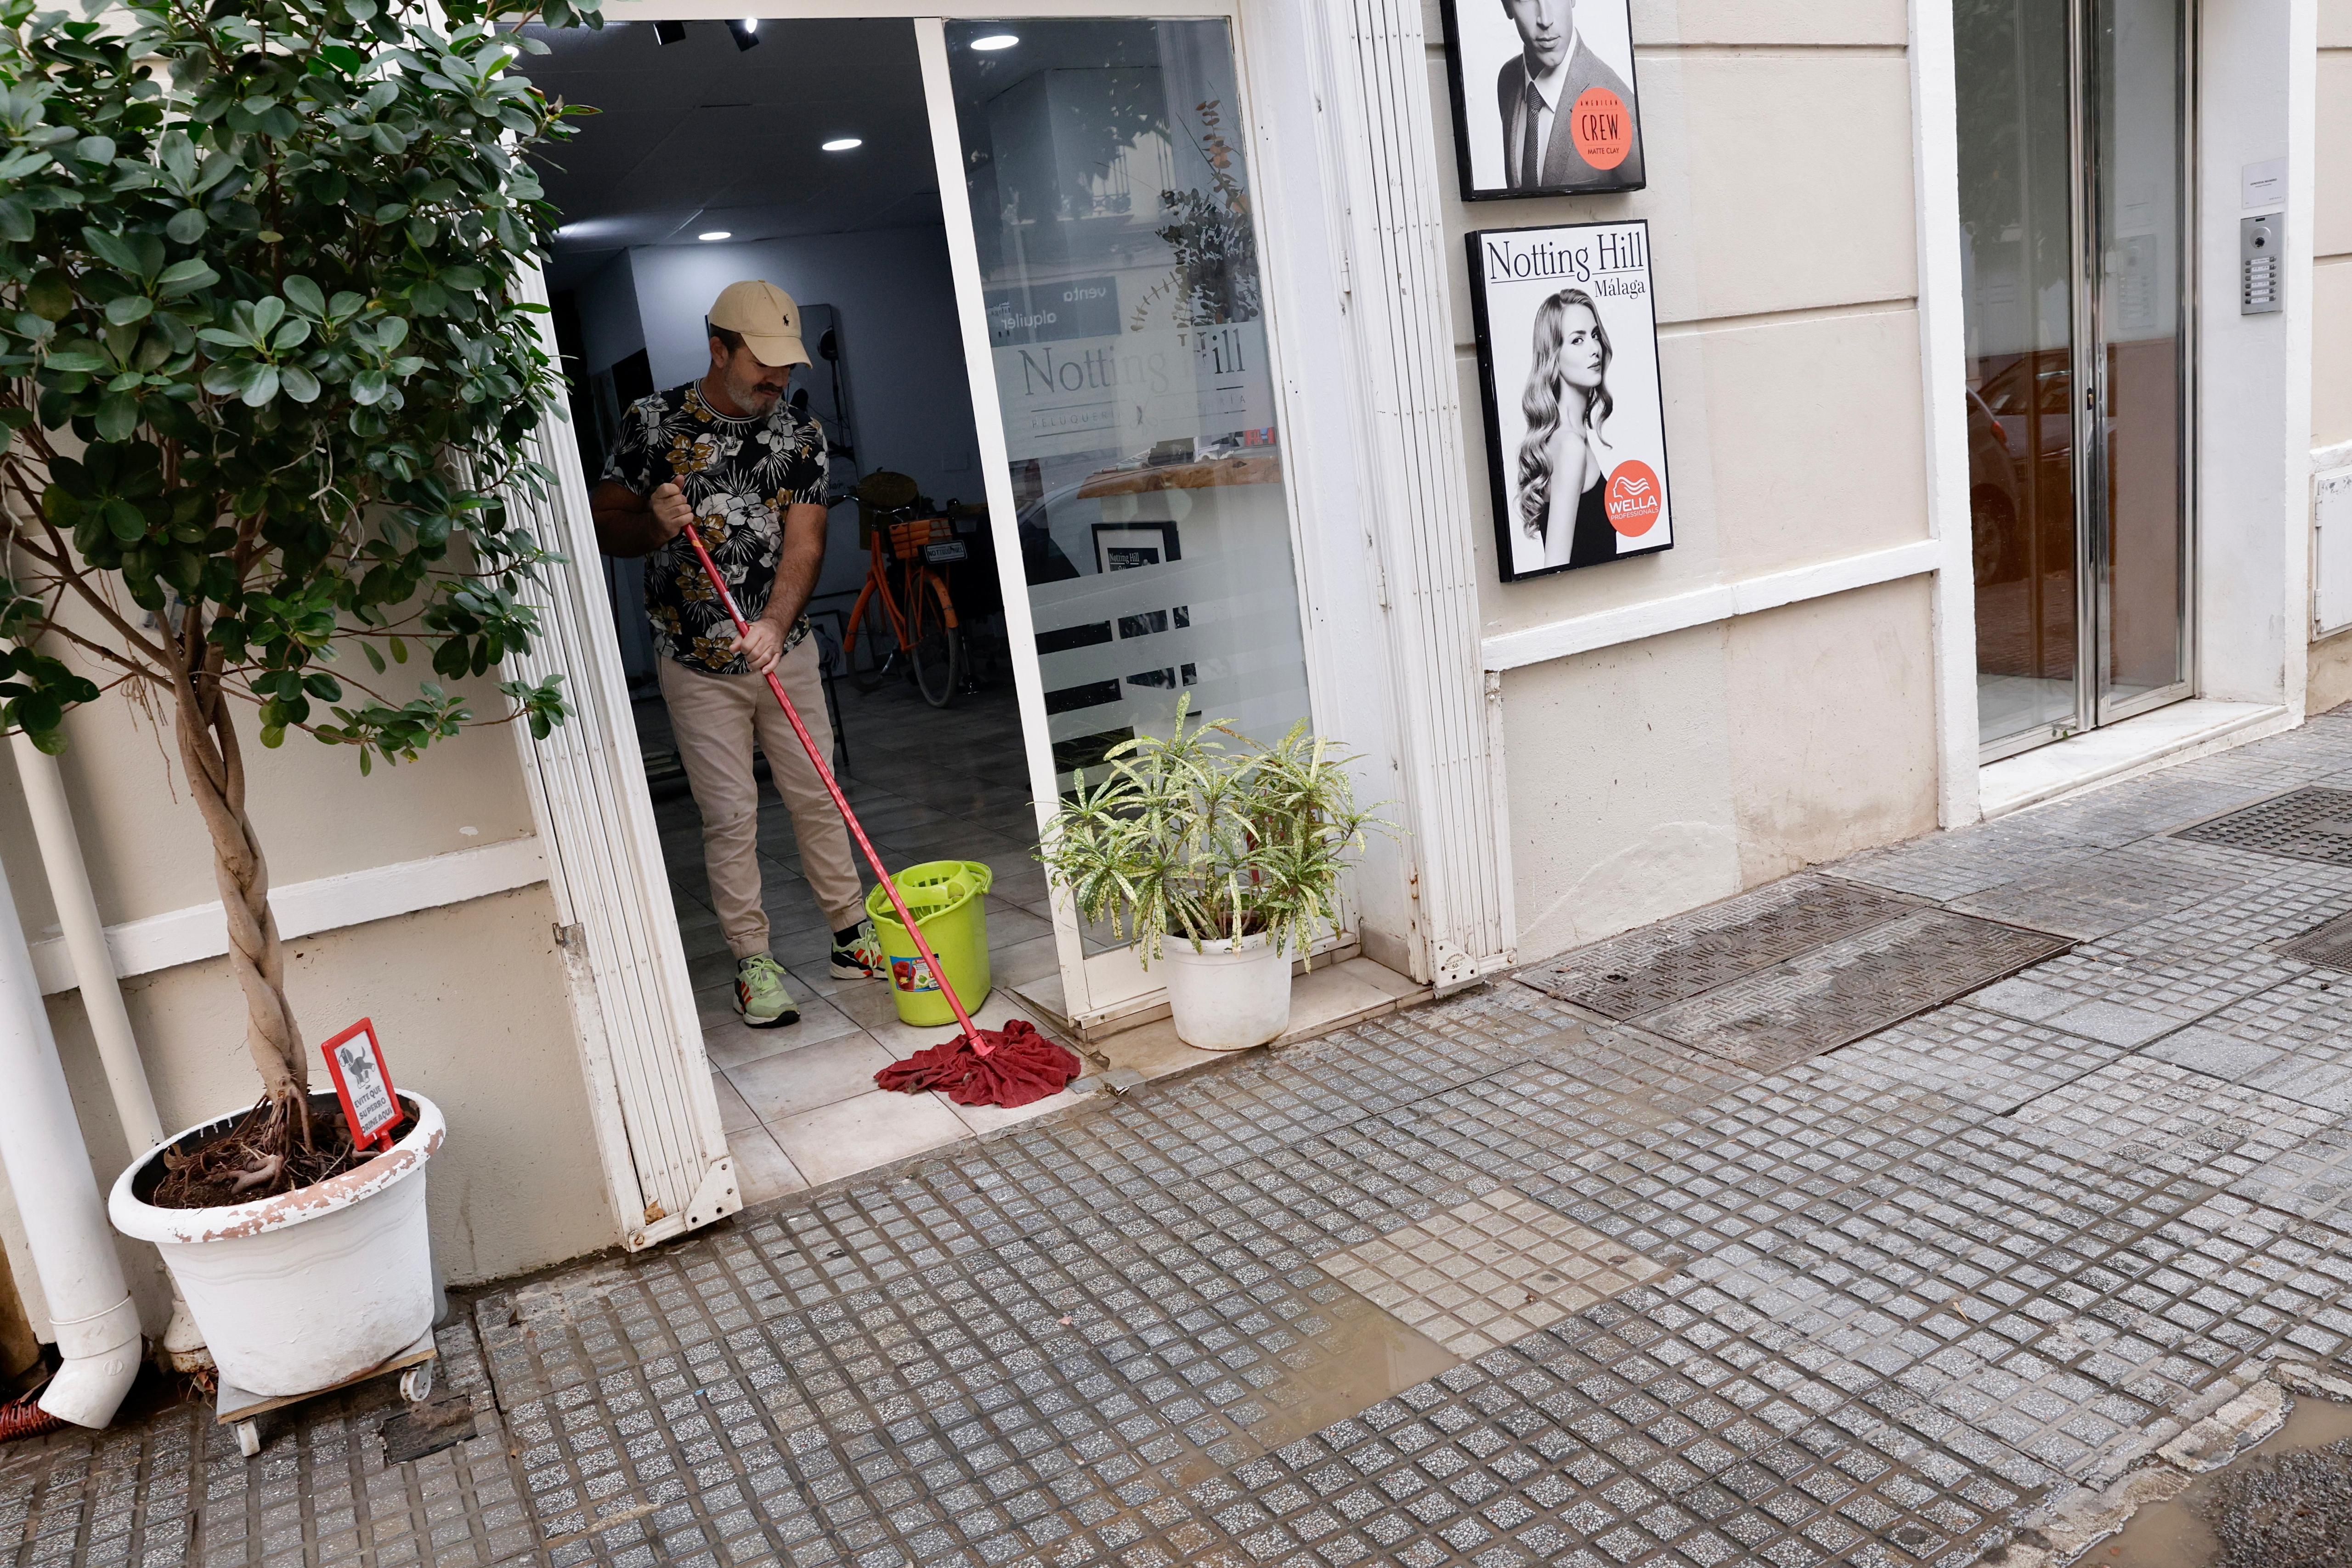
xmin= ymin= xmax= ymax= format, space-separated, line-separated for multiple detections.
xmin=672 ymin=519 xmax=991 ymax=1052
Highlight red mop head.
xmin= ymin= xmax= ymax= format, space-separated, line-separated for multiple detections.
xmin=874 ymin=1019 xmax=1084 ymax=1108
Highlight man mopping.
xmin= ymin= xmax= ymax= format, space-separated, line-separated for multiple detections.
xmin=592 ymin=280 xmax=884 ymax=1027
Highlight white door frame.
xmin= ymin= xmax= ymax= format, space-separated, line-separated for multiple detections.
xmin=505 ymin=266 xmax=740 ymax=1251
xmin=915 ymin=10 xmax=1361 ymax=1030
xmin=523 ymin=0 xmax=1513 ymax=1129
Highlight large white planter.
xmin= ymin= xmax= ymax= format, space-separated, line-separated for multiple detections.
xmin=1160 ymin=933 xmax=1294 ymax=1051
xmin=110 ymin=1093 xmax=444 ymax=1398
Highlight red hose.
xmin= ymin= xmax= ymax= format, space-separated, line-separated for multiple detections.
xmin=0 ymin=1398 xmax=63 ymax=1442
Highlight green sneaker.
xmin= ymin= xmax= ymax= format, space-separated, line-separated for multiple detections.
xmin=830 ymin=919 xmax=888 ymax=982
xmin=734 ymin=955 xmax=799 ymax=1028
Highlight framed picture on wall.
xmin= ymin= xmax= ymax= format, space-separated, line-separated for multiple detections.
xmin=1467 ymin=220 xmax=1674 ymax=582
xmin=1439 ymin=0 xmax=1646 ymax=199
xmin=1092 ymin=523 xmax=1182 ymax=574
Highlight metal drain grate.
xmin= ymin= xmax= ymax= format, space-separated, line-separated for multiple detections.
xmin=1639 ymin=909 xmax=2072 ymax=1070
xmin=2279 ymin=910 xmax=2352 ymax=970
xmin=2176 ymin=786 xmax=2352 ymax=865
xmin=1519 ymin=875 xmax=1919 ymax=1018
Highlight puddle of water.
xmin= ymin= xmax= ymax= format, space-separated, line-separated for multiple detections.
xmin=1242 ymin=1294 xmax=1458 ymax=1451
xmin=2088 ymin=1395 xmax=2352 ymax=1568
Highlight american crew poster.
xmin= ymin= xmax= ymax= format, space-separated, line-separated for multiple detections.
xmin=1468 ymin=221 xmax=1673 ymax=582
xmin=1441 ymin=0 xmax=1646 ymax=199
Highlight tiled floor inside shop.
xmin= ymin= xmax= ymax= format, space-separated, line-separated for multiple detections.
xmin=638 ymin=667 xmax=1078 ymax=1196
xmin=640 ymin=664 xmax=1424 ymax=1200
xmin=32 ymin=708 xmax=2352 ymax=1566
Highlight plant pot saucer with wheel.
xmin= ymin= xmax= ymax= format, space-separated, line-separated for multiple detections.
xmin=1159 ymin=932 xmax=1295 ymax=1052
xmin=109 ymin=1092 xmax=446 ymax=1407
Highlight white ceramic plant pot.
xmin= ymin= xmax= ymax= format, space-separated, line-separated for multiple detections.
xmin=1160 ymin=933 xmax=1294 ymax=1051
xmin=109 ymin=1093 xmax=444 ymax=1398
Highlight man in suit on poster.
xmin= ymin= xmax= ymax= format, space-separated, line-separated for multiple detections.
xmin=1496 ymin=0 xmax=1645 ymax=191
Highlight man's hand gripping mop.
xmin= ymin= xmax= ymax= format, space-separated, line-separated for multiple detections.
xmin=674 ymin=520 xmax=1082 ymax=1108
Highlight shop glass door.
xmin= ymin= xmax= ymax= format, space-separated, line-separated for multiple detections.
xmin=920 ymin=15 xmax=1321 ymax=1022
xmin=1958 ymin=0 xmax=2191 ymax=759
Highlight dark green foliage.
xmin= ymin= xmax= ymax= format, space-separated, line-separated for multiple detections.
xmin=0 ymin=0 xmax=598 ymax=765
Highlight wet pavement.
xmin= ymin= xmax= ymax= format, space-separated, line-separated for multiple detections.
xmin=23 ymin=710 xmax=2352 ymax=1565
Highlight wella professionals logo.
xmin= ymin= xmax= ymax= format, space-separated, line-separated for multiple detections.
xmin=1605 ymin=460 xmax=1662 ymax=535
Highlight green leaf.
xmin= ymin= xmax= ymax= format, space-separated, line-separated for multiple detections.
xmin=389 ymin=634 xmax=408 ymax=663
xmin=283 ymin=275 xmax=324 ymax=317
xmin=280 ymin=364 xmax=319 ymax=402
xmin=156 ymin=257 xmax=216 ymax=294
xmin=42 ymin=350 xmax=106 ymax=373
xmin=0 ymin=198 xmax=31 ymax=243
xmin=103 ymin=294 xmax=152 ymax=325
xmin=249 ymin=295 xmax=286 ymax=337
xmin=239 ymin=363 xmax=279 ymax=406
xmin=93 ymin=392 xmax=136 ymax=441
xmin=164 ymin=206 xmax=205 ymax=243
xmin=24 ymin=270 xmax=72 ymax=321
xmin=361 ymin=640 xmax=385 ymax=674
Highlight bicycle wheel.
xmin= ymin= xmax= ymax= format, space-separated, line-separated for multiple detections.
xmin=906 ymin=577 xmax=963 ymax=709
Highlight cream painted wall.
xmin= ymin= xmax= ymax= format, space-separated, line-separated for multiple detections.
xmin=0 ymin=887 xmax=616 ymax=1338
xmin=1425 ymin=0 xmax=1937 ymax=957
xmin=1502 ymin=577 xmax=1938 ymax=959
xmin=1430 ymin=34 xmax=1929 ymax=640
xmin=0 ymin=651 xmax=537 ymax=935
xmin=0 ymin=541 xmax=610 ymax=1324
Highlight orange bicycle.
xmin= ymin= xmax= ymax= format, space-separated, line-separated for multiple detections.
xmin=844 ymin=501 xmax=967 ymax=708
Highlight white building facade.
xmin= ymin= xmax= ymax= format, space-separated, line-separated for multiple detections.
xmin=0 ymin=0 xmax=2343 ymax=1343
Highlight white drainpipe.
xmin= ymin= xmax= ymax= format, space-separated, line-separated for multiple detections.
xmin=0 ymin=846 xmax=141 ymax=1426
xmin=8 ymin=735 xmax=209 ymax=1370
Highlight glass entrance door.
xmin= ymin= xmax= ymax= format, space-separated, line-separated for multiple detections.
xmin=1958 ymin=0 xmax=2191 ymax=759
xmin=919 ymin=14 xmax=1323 ymax=1023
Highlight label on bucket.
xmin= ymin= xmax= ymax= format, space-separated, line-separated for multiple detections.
xmin=891 ymin=955 xmax=939 ymax=994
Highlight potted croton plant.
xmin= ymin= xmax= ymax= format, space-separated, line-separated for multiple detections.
xmin=0 ymin=0 xmax=591 ymax=1395
xmin=1040 ymin=698 xmax=1379 ymax=1050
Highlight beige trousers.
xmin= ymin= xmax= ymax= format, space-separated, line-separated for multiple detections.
xmin=657 ymin=641 xmax=864 ymax=960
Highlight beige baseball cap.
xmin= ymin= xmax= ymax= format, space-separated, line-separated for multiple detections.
xmin=706 ymin=280 xmax=809 ymax=368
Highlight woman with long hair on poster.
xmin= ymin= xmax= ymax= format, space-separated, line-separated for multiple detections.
xmin=1516 ymin=287 xmax=1617 ymax=571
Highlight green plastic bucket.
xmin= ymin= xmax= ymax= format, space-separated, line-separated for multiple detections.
xmin=865 ymin=860 xmax=994 ymax=1026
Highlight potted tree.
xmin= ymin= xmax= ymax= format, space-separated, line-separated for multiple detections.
xmin=0 ymin=0 xmax=592 ymax=1396
xmin=1039 ymin=699 xmax=1378 ymax=1050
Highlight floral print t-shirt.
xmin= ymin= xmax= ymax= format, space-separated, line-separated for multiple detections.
xmin=599 ymin=382 xmax=828 ymax=676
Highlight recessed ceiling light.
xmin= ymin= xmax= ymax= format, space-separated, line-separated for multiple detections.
xmin=821 ymin=137 xmax=862 ymax=152
xmin=697 ymin=230 xmax=732 ymax=242
xmin=970 ymin=33 xmax=1018 ymax=51
xmin=652 ymin=19 xmax=684 ymax=44
xmin=725 ymin=17 xmax=759 ymax=50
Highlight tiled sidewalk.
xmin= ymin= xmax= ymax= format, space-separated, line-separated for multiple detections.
xmin=23 ymin=712 xmax=2352 ymax=1566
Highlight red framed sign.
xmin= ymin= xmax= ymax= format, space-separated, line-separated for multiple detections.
xmin=320 ymin=1018 xmax=401 ymax=1151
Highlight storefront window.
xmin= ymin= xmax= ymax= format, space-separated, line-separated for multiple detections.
xmin=942 ymin=19 xmax=1312 ymax=794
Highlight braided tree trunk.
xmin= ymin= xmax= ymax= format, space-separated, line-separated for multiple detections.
xmin=168 ymin=605 xmax=308 ymax=1138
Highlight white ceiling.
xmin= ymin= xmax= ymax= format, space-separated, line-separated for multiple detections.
xmin=520 ymin=19 xmax=940 ymax=289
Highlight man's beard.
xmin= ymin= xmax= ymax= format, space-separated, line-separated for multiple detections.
xmin=729 ymin=371 xmax=786 ymax=412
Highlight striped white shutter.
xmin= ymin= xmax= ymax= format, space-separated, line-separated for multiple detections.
xmin=1310 ymin=0 xmax=1517 ymax=985
xmin=497 ymin=264 xmax=738 ymax=1249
